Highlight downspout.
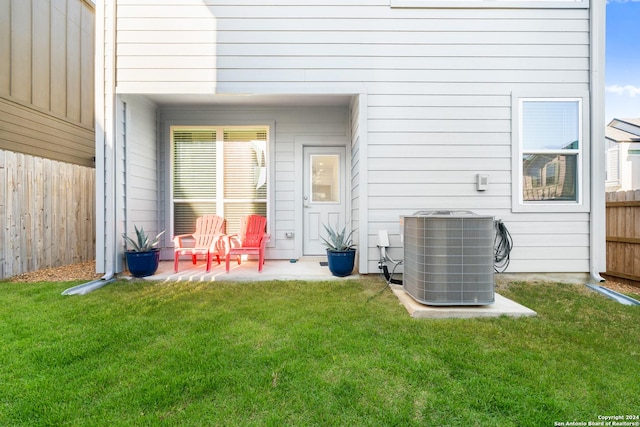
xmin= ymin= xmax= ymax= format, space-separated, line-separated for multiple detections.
xmin=104 ymin=0 xmax=119 ymax=283
xmin=589 ymin=0 xmax=606 ymax=284
xmin=63 ymin=0 xmax=117 ymax=295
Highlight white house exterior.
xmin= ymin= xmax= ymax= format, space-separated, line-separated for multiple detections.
xmin=606 ymin=118 xmax=640 ymax=192
xmin=96 ymin=0 xmax=606 ymax=279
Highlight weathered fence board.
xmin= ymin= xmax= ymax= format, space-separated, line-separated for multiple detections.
xmin=0 ymin=149 xmax=95 ymax=279
xmin=606 ymin=190 xmax=640 ymax=282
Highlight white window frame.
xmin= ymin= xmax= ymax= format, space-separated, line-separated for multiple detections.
xmin=511 ymin=92 xmax=590 ymax=213
xmin=170 ymin=125 xmax=271 ymax=239
xmin=391 ymin=0 xmax=588 ymax=9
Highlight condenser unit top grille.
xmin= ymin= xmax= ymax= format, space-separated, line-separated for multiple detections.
xmin=411 ymin=210 xmax=477 ymax=217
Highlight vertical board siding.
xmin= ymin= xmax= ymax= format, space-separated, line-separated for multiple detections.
xmin=50 ymin=2 xmax=68 ymax=117
xmin=66 ymin=0 xmax=82 ymax=123
xmin=32 ymin=0 xmax=51 ymax=111
xmin=0 ymin=0 xmax=95 ymax=166
xmin=10 ymin=0 xmax=32 ymax=101
xmin=0 ymin=149 xmax=95 ymax=280
xmin=80 ymin=4 xmax=95 ymax=128
xmin=113 ymin=0 xmax=592 ymax=273
xmin=0 ymin=1 xmax=10 ymax=95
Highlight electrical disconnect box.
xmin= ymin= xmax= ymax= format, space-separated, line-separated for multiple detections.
xmin=476 ymin=174 xmax=489 ymax=191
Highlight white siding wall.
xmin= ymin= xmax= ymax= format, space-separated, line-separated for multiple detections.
xmin=112 ymin=0 xmax=592 ymax=273
xmin=350 ymin=95 xmax=365 ymax=272
xmin=119 ymin=95 xmax=162 ymax=268
xmin=158 ymin=105 xmax=349 ymax=261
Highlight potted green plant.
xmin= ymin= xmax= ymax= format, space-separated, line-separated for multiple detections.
xmin=321 ymin=222 xmax=356 ymax=277
xmin=122 ymin=225 xmax=165 ymax=277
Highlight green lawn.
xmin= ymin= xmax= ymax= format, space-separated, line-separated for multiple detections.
xmin=0 ymin=278 xmax=638 ymax=426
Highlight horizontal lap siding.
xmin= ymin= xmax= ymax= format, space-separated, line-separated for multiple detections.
xmin=115 ymin=3 xmax=589 ymax=90
xmin=115 ymin=1 xmax=591 ymax=273
xmin=360 ymin=8 xmax=589 ymax=273
xmin=0 ymin=98 xmax=95 ymax=166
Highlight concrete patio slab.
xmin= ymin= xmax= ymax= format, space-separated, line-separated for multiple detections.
xmin=390 ymin=284 xmax=537 ymax=319
xmin=132 ymin=257 xmax=359 ymax=282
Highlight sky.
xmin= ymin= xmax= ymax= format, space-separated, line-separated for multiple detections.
xmin=605 ymin=0 xmax=640 ymax=122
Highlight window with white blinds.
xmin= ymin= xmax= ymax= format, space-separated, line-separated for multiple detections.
xmin=520 ymin=99 xmax=580 ymax=203
xmin=512 ymin=93 xmax=589 ymax=213
xmin=172 ymin=127 xmax=268 ymax=236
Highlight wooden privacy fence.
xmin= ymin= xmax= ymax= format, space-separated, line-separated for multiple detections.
xmin=606 ymin=190 xmax=640 ymax=282
xmin=0 ymin=149 xmax=95 ymax=280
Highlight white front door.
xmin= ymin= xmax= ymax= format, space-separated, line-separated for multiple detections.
xmin=303 ymin=146 xmax=347 ymax=256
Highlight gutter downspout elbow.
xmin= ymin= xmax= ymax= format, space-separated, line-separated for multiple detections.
xmin=590 ymin=267 xmax=605 ymax=284
xmin=61 ymin=270 xmax=116 ymax=296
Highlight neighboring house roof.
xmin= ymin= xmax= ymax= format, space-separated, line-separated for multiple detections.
xmin=618 ymin=118 xmax=640 ymax=128
xmin=606 ymin=118 xmax=640 ymax=143
xmin=606 ymin=127 xmax=640 ymax=142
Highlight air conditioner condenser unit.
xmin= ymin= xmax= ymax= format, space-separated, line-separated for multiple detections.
xmin=401 ymin=211 xmax=495 ymax=306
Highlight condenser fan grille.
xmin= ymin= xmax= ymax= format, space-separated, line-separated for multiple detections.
xmin=402 ymin=212 xmax=495 ymax=306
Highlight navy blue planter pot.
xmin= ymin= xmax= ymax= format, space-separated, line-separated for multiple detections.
xmin=125 ymin=250 xmax=160 ymax=277
xmin=326 ymin=249 xmax=356 ymax=277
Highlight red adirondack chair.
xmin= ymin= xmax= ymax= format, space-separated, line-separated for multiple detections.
xmin=224 ymin=215 xmax=270 ymax=272
xmin=173 ymin=215 xmax=226 ymax=273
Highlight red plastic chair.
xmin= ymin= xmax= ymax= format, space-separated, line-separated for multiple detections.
xmin=224 ymin=215 xmax=270 ymax=272
xmin=173 ymin=215 xmax=226 ymax=273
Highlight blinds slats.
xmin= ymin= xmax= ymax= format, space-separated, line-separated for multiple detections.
xmin=172 ymin=127 xmax=268 ymax=234
xmin=174 ymin=202 xmax=217 ymax=235
xmin=173 ymin=130 xmax=217 ymax=200
xmin=224 ymin=141 xmax=267 ymax=199
xmin=224 ymin=202 xmax=268 ymax=235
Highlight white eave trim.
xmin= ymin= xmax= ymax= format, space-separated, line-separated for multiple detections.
xmin=391 ymin=0 xmax=589 ymax=8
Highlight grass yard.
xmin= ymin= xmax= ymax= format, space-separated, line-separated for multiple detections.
xmin=0 ymin=277 xmax=638 ymax=426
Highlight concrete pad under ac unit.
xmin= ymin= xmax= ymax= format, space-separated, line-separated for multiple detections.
xmin=390 ymin=284 xmax=537 ymax=319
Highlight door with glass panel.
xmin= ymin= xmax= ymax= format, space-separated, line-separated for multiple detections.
xmin=303 ymin=146 xmax=347 ymax=256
